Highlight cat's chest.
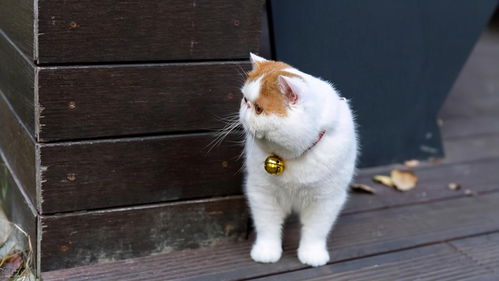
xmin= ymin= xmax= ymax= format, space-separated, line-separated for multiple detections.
xmin=246 ymin=137 xmax=344 ymax=185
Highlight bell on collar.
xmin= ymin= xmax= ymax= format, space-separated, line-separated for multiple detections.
xmin=264 ymin=155 xmax=285 ymax=175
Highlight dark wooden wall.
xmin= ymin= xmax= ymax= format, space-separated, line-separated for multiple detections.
xmin=36 ymin=0 xmax=261 ymax=64
xmin=0 ymin=0 xmax=264 ymax=274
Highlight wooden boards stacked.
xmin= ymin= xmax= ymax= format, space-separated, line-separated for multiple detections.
xmin=0 ymin=0 xmax=263 ymax=274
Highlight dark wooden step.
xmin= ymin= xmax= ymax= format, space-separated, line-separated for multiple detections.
xmin=0 ymin=90 xmax=244 ymax=214
xmin=41 ymin=191 xmax=499 ymax=280
xmin=0 ymin=0 xmax=263 ymax=64
xmin=0 ymin=153 xmax=249 ymax=274
xmin=0 ymin=31 xmax=249 ymax=142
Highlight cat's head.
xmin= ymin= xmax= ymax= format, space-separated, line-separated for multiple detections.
xmin=240 ymin=54 xmax=323 ymax=158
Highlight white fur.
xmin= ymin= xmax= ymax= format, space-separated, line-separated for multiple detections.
xmin=240 ymin=55 xmax=358 ymax=267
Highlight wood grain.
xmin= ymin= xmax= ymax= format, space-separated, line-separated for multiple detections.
xmin=41 ymin=192 xmax=499 ymax=280
xmin=254 ymin=238 xmax=498 ymax=281
xmin=37 ymin=62 xmax=248 ymax=141
xmin=0 ymin=0 xmax=33 ymax=59
xmin=39 ymin=196 xmax=248 ymax=272
xmin=39 ymin=133 xmax=244 ymax=214
xmin=36 ymin=0 xmax=263 ymax=64
xmin=0 ymin=91 xmax=37 ymax=207
xmin=450 ymin=232 xmax=499 ymax=274
xmin=1 ymin=31 xmax=248 ymax=141
xmin=0 ymin=32 xmax=35 ymax=134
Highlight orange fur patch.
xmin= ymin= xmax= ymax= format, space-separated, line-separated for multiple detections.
xmin=246 ymin=61 xmax=299 ymax=116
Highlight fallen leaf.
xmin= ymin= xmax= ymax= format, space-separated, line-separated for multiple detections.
xmin=0 ymin=250 xmax=23 ymax=280
xmin=448 ymin=182 xmax=461 ymax=191
xmin=373 ymin=175 xmax=394 ymax=187
xmin=428 ymin=157 xmax=443 ymax=165
xmin=404 ymin=159 xmax=420 ymax=168
xmin=391 ymin=169 xmax=418 ymax=191
xmin=464 ymin=189 xmax=475 ymax=196
xmin=351 ymin=184 xmax=376 ymax=194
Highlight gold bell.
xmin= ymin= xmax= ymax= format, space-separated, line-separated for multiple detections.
xmin=264 ymin=155 xmax=285 ymax=175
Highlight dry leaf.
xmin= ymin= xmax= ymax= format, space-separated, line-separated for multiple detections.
xmin=373 ymin=175 xmax=394 ymax=187
xmin=448 ymin=183 xmax=461 ymax=191
xmin=351 ymin=184 xmax=376 ymax=194
xmin=0 ymin=250 xmax=23 ymax=280
xmin=404 ymin=159 xmax=420 ymax=168
xmin=391 ymin=169 xmax=418 ymax=191
xmin=428 ymin=157 xmax=443 ymax=165
xmin=464 ymin=189 xmax=475 ymax=196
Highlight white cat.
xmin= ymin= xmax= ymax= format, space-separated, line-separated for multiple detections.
xmin=239 ymin=53 xmax=358 ymax=267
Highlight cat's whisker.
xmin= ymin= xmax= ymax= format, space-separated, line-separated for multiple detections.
xmin=205 ymin=119 xmax=241 ymax=153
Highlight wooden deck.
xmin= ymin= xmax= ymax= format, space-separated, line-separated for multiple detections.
xmin=41 ymin=28 xmax=499 ymax=280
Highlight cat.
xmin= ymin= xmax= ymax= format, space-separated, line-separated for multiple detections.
xmin=239 ymin=53 xmax=358 ymax=267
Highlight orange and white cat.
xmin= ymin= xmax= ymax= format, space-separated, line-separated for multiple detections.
xmin=240 ymin=53 xmax=358 ymax=267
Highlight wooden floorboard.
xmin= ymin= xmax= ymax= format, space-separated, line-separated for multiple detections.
xmin=450 ymin=232 xmax=499 ymax=275
xmin=253 ymin=233 xmax=499 ymax=281
xmin=443 ymin=133 xmax=499 ymax=165
xmin=345 ymin=157 xmax=499 ymax=214
xmin=439 ymin=30 xmax=499 ymax=120
xmin=41 ymin=191 xmax=499 ymax=281
xmin=440 ymin=115 xmax=499 ymax=140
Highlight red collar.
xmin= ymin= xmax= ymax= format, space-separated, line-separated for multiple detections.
xmin=306 ymin=130 xmax=326 ymax=152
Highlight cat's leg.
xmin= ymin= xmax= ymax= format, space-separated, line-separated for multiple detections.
xmin=247 ymin=180 xmax=287 ymax=263
xmin=297 ymin=189 xmax=347 ymax=267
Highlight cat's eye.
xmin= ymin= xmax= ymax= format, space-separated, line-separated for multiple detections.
xmin=243 ymin=97 xmax=248 ymax=103
xmin=254 ymin=104 xmax=263 ymax=115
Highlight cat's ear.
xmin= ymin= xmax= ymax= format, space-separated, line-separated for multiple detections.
xmin=250 ymin=53 xmax=267 ymax=69
xmin=278 ymin=75 xmax=302 ymax=105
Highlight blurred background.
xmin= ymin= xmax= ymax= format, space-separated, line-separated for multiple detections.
xmin=263 ymin=0 xmax=499 ymax=167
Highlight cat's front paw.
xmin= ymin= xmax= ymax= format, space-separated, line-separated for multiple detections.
xmin=250 ymin=240 xmax=282 ymax=263
xmin=297 ymin=243 xmax=330 ymax=267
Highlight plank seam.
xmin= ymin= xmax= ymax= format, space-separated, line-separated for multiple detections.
xmin=35 ymin=58 xmax=250 ymax=68
xmin=447 ymin=240 xmax=498 ymax=275
xmin=342 ymin=189 xmax=499 ymax=217
xmin=42 ymin=195 xmax=246 ymax=218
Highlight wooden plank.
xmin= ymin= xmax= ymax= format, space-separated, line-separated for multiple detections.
xmin=39 ymin=133 xmax=244 ymax=214
xmin=450 ymin=232 xmax=499 ymax=274
xmin=440 ymin=30 xmax=499 ymax=120
xmin=36 ymin=0 xmax=263 ymax=64
xmin=39 ymin=195 xmax=248 ymax=272
xmin=346 ymin=157 xmax=499 ymax=214
xmin=0 ymin=0 xmax=33 ymax=60
xmin=0 ymin=30 xmax=249 ymax=141
xmin=0 ymin=31 xmax=35 ymax=134
xmin=253 ymin=237 xmax=499 ymax=281
xmin=37 ymin=62 xmax=249 ymax=141
xmin=0 ymin=157 xmax=38 ymax=276
xmin=40 ymin=191 xmax=499 ymax=280
xmin=0 ymin=91 xmax=37 ymax=207
xmin=440 ymin=115 xmax=499 ymax=140
xmin=443 ymin=133 xmax=499 ymax=164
